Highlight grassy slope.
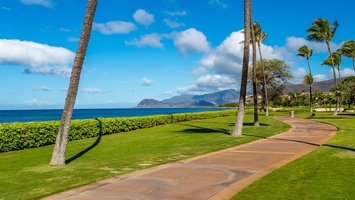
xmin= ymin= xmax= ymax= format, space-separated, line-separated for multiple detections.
xmin=0 ymin=115 xmax=289 ymax=200
xmin=232 ymin=112 xmax=355 ymax=200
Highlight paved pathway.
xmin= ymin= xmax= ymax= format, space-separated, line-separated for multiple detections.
xmin=42 ymin=116 xmax=338 ymax=200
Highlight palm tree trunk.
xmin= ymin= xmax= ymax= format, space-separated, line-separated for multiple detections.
xmin=50 ymin=0 xmax=98 ymax=166
xmin=307 ymin=58 xmax=312 ymax=75
xmin=310 ymin=85 xmax=313 ymax=113
xmin=231 ymin=0 xmax=251 ymax=136
xmin=250 ymin=8 xmax=259 ymax=126
xmin=258 ymin=46 xmax=268 ymax=116
xmin=326 ymin=42 xmax=338 ymax=115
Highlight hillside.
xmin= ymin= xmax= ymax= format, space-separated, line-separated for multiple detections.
xmin=136 ymin=89 xmax=239 ymax=108
xmin=285 ymin=77 xmax=345 ymax=93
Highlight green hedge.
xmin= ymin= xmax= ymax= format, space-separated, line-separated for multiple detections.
xmin=0 ymin=110 xmax=236 ymax=152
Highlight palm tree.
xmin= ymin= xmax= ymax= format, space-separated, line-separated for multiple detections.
xmin=322 ymin=52 xmax=342 ymax=112
xmin=253 ymin=22 xmax=268 ymax=116
xmin=307 ymin=18 xmax=339 ymax=115
xmin=50 ymin=0 xmax=98 ymax=166
xmin=297 ymin=45 xmax=313 ymax=113
xmin=297 ymin=45 xmax=313 ymax=74
xmin=302 ymin=73 xmax=314 ymax=113
xmin=250 ymin=11 xmax=259 ymax=126
xmin=231 ymin=0 xmax=251 ymax=136
xmin=338 ymin=40 xmax=355 ymax=72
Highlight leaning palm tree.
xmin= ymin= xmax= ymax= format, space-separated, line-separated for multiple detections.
xmin=50 ymin=0 xmax=98 ymax=166
xmin=297 ymin=45 xmax=313 ymax=74
xmin=250 ymin=12 xmax=259 ymax=126
xmin=302 ymin=73 xmax=314 ymax=113
xmin=231 ymin=0 xmax=251 ymax=136
xmin=338 ymin=40 xmax=355 ymax=72
xmin=307 ymin=18 xmax=339 ymax=115
xmin=253 ymin=22 xmax=268 ymax=116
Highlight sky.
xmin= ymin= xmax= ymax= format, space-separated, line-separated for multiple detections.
xmin=0 ymin=0 xmax=354 ymax=110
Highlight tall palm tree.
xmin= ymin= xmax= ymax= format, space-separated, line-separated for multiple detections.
xmin=50 ymin=0 xmax=98 ymax=166
xmin=338 ymin=40 xmax=355 ymax=72
xmin=250 ymin=11 xmax=259 ymax=126
xmin=322 ymin=52 xmax=342 ymax=112
xmin=302 ymin=73 xmax=314 ymax=113
xmin=297 ymin=45 xmax=313 ymax=74
xmin=307 ymin=18 xmax=339 ymax=115
xmin=231 ymin=0 xmax=251 ymax=136
xmin=253 ymin=22 xmax=268 ymax=116
xmin=297 ymin=45 xmax=313 ymax=113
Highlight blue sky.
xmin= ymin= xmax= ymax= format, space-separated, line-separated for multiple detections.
xmin=0 ymin=0 xmax=354 ymax=110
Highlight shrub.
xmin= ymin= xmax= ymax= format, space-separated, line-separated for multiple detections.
xmin=0 ymin=110 xmax=236 ymax=152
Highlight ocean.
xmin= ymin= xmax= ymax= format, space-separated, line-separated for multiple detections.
xmin=0 ymin=108 xmax=231 ymax=124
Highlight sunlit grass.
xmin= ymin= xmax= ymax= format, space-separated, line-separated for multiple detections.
xmin=231 ymin=112 xmax=355 ymax=200
xmin=0 ymin=115 xmax=289 ymax=200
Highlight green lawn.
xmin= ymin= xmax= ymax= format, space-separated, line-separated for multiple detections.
xmin=0 ymin=115 xmax=290 ymax=200
xmin=232 ymin=112 xmax=355 ymax=200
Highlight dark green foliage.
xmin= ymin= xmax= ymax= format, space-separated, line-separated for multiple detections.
xmin=0 ymin=110 xmax=236 ymax=152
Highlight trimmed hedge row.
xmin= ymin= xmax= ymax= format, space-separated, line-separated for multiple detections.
xmin=0 ymin=110 xmax=236 ymax=152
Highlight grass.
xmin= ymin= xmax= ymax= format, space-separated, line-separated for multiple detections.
xmin=231 ymin=112 xmax=355 ymax=200
xmin=0 ymin=114 xmax=290 ymax=200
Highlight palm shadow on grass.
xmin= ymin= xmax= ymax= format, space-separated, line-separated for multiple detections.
xmin=175 ymin=124 xmax=231 ymax=135
xmin=66 ymin=118 xmax=103 ymax=164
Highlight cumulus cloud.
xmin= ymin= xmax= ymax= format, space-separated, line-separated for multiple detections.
xmin=172 ymin=28 xmax=211 ymax=55
xmin=0 ymin=39 xmax=75 ymax=77
xmin=32 ymin=85 xmax=51 ymax=91
xmin=93 ymin=21 xmax=137 ymax=35
xmin=176 ymin=74 xmax=236 ymax=95
xmin=340 ymin=68 xmax=355 ymax=77
xmin=20 ymin=0 xmax=54 ymax=8
xmin=133 ymin=9 xmax=155 ymax=27
xmin=286 ymin=36 xmax=342 ymax=54
xmin=80 ymin=88 xmax=107 ymax=93
xmin=313 ymin=74 xmax=327 ymax=82
xmin=163 ymin=19 xmax=185 ymax=28
xmin=141 ymin=77 xmax=154 ymax=86
xmin=125 ymin=33 xmax=164 ymax=48
xmin=209 ymin=0 xmax=228 ymax=8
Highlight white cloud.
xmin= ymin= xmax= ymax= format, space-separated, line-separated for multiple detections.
xmin=20 ymin=0 xmax=54 ymax=8
xmin=164 ymin=10 xmax=187 ymax=16
xmin=172 ymin=28 xmax=211 ymax=55
xmin=0 ymin=39 xmax=75 ymax=77
xmin=93 ymin=21 xmax=137 ymax=35
xmin=199 ymin=30 xmax=283 ymax=76
xmin=21 ymin=99 xmax=55 ymax=106
xmin=313 ymin=74 xmax=327 ymax=82
xmin=286 ymin=36 xmax=342 ymax=54
xmin=293 ymin=67 xmax=307 ymax=79
xmin=80 ymin=88 xmax=107 ymax=93
xmin=163 ymin=19 xmax=185 ymax=28
xmin=340 ymin=68 xmax=355 ymax=77
xmin=176 ymin=74 xmax=236 ymax=95
xmin=141 ymin=77 xmax=154 ymax=86
xmin=209 ymin=0 xmax=228 ymax=8
xmin=32 ymin=85 xmax=51 ymax=91
xmin=125 ymin=33 xmax=164 ymax=48
xmin=133 ymin=9 xmax=155 ymax=27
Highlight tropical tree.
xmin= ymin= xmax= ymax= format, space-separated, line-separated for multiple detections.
xmin=250 ymin=11 xmax=259 ymax=126
xmin=322 ymin=52 xmax=342 ymax=84
xmin=338 ymin=40 xmax=355 ymax=72
xmin=253 ymin=22 xmax=269 ymax=116
xmin=248 ymin=58 xmax=293 ymax=104
xmin=297 ymin=45 xmax=313 ymax=74
xmin=50 ymin=0 xmax=98 ymax=166
xmin=231 ymin=0 xmax=251 ymax=136
xmin=307 ymin=18 xmax=339 ymax=115
xmin=302 ymin=73 xmax=314 ymax=113
xmin=339 ymin=76 xmax=355 ymax=108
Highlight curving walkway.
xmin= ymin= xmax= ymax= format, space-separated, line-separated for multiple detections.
xmin=41 ymin=116 xmax=338 ymax=200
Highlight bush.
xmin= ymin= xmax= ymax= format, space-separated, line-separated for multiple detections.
xmin=0 ymin=110 xmax=236 ymax=152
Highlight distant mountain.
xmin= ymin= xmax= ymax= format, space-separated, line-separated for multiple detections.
xmin=162 ymin=89 xmax=239 ymax=105
xmin=285 ymin=77 xmax=346 ymax=93
xmin=136 ymin=89 xmax=239 ymax=108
